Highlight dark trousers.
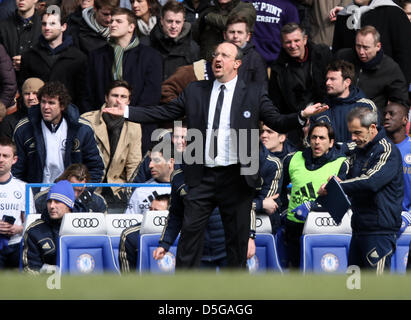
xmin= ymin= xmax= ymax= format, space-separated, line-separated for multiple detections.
xmin=0 ymin=243 xmax=20 ymax=269
xmin=200 ymin=257 xmax=228 ymax=269
xmin=348 ymin=233 xmax=396 ymax=274
xmin=176 ymin=165 xmax=254 ymax=269
xmin=284 ymin=219 xmax=305 ymax=269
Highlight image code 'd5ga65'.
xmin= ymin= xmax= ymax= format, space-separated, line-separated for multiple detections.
xmin=202 ymin=305 xmax=253 ymax=315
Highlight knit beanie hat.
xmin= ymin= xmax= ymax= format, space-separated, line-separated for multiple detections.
xmin=22 ymin=78 xmax=45 ymax=94
xmin=47 ymin=180 xmax=75 ymax=209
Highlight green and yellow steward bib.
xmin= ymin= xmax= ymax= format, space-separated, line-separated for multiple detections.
xmin=287 ymin=151 xmax=346 ymax=223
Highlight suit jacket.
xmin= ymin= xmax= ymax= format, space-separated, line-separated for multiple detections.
xmin=81 ymin=106 xmax=142 ymax=196
xmin=128 ymin=78 xmax=302 ymax=188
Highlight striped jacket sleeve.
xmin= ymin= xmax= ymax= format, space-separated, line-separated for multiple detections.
xmin=340 ymin=138 xmax=396 ymax=195
xmin=118 ymin=224 xmax=141 ymax=273
xmin=253 ymin=154 xmax=283 ymax=213
xmin=22 ymin=221 xmax=44 ymax=274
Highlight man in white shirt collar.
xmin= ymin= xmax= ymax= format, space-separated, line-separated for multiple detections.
xmin=102 ymin=41 xmax=328 ymax=269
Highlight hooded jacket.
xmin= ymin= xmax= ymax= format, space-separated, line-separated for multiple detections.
xmin=12 ymin=104 xmax=105 ymax=185
xmin=311 ymin=86 xmax=377 ymax=143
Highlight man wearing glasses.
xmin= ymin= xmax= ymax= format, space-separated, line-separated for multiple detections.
xmin=103 ymin=41 xmax=328 ymax=269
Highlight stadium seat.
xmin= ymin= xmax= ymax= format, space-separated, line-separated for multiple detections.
xmin=254 ymin=214 xmax=272 ymax=234
xmin=301 ymin=211 xmax=352 ymax=274
xmin=247 ymin=215 xmax=283 ymax=273
xmin=59 ymin=212 xmax=107 ymax=236
xmin=139 ymin=233 xmax=179 ymax=273
xmin=391 ymin=217 xmax=411 ymax=274
xmin=248 ymin=232 xmax=283 ymax=273
xmin=105 ymin=214 xmax=142 ymax=269
xmin=57 ymin=213 xmax=119 ymax=274
xmin=138 ymin=210 xmax=175 ymax=273
xmin=23 ymin=213 xmax=42 ymax=233
xmin=140 ymin=210 xmax=169 ymax=235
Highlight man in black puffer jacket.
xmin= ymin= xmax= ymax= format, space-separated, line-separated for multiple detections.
xmin=269 ymin=22 xmax=333 ymax=148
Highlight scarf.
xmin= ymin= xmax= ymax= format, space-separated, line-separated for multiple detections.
xmin=339 ymin=0 xmax=400 ymax=30
xmin=82 ymin=7 xmax=110 ymax=39
xmin=137 ymin=16 xmax=157 ymax=36
xmin=359 ymin=48 xmax=384 ymax=70
xmin=109 ymin=36 xmax=140 ymax=80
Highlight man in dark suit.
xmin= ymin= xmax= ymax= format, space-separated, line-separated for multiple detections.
xmin=103 ymin=41 xmax=328 ymax=269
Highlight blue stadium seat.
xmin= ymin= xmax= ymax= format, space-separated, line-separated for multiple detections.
xmin=139 ymin=210 xmax=175 ymax=273
xmin=57 ymin=213 xmax=119 ymax=274
xmin=248 ymin=215 xmax=283 ymax=272
xmin=58 ymin=235 xmax=119 ymax=274
xmin=391 ymin=233 xmax=411 ymax=274
xmin=139 ymin=233 xmax=179 ymax=273
xmin=301 ymin=234 xmax=351 ymax=273
xmin=247 ymin=233 xmax=283 ymax=273
xmin=390 ymin=212 xmax=411 ymax=274
xmin=300 ymin=211 xmax=352 ymax=274
xmin=105 ymin=214 xmax=142 ymax=269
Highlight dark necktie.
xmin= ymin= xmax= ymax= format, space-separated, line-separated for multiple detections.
xmin=210 ymin=84 xmax=225 ymax=159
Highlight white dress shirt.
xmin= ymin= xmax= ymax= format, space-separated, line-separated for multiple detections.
xmin=205 ymin=76 xmax=238 ymax=167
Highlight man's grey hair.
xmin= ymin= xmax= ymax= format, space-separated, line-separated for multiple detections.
xmin=347 ymin=107 xmax=378 ymax=128
xmin=280 ymin=22 xmax=306 ymax=39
